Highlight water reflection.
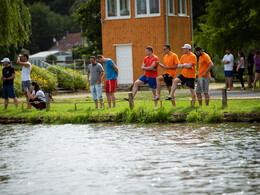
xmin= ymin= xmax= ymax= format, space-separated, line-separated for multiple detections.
xmin=0 ymin=123 xmax=259 ymax=194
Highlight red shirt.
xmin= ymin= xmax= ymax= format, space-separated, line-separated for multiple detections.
xmin=143 ymin=55 xmax=159 ymax=78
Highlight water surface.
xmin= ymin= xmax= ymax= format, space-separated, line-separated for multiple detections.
xmin=0 ymin=123 xmax=259 ymax=195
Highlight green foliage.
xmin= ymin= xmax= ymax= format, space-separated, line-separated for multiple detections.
xmin=186 ymin=109 xmax=223 ymax=123
xmin=212 ymin=56 xmax=225 ymax=81
xmin=46 ymin=65 xmax=88 ymax=89
xmin=0 ymin=0 xmax=31 ymax=49
xmin=73 ymin=0 xmax=102 ymax=59
xmin=43 ymin=112 xmax=90 ymax=124
xmin=115 ymin=107 xmax=171 ymax=123
xmin=46 ymin=54 xmax=57 ymax=61
xmin=25 ymin=2 xmax=79 ymax=54
xmin=31 ymin=65 xmax=58 ymax=93
xmin=195 ymin=0 xmax=260 ymax=57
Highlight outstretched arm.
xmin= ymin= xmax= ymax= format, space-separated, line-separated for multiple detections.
xmin=158 ymin=62 xmax=178 ymax=69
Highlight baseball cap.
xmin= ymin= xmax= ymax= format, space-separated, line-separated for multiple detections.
xmin=1 ymin=58 xmax=10 ymax=63
xmin=181 ymin=44 xmax=191 ymax=49
xmin=195 ymin=46 xmax=203 ymax=51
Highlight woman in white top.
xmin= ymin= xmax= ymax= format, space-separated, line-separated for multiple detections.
xmin=25 ymin=81 xmax=46 ymax=110
xmin=237 ymin=51 xmax=245 ymax=90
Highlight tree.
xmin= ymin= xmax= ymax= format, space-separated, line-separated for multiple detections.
xmin=46 ymin=54 xmax=57 ymax=61
xmin=73 ymin=0 xmax=101 ymax=59
xmin=24 ymin=2 xmax=79 ymax=54
xmin=0 ymin=0 xmax=31 ymax=49
xmin=194 ymin=0 xmax=260 ymax=56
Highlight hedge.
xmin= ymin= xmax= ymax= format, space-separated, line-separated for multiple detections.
xmin=46 ymin=65 xmax=89 ymax=89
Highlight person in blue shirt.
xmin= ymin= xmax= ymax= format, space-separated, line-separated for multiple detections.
xmin=96 ymin=55 xmax=118 ymax=108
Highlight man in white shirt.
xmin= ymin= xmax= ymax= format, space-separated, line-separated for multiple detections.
xmin=17 ymin=54 xmax=32 ymax=108
xmin=222 ymin=49 xmax=234 ymax=91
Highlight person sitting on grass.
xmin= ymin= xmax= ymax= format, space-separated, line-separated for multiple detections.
xmin=25 ymin=81 xmax=46 ymax=110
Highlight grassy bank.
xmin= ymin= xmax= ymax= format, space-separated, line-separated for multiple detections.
xmin=0 ymin=90 xmax=259 ymax=124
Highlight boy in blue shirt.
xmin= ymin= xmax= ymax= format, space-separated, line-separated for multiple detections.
xmin=96 ymin=55 xmax=118 ymax=108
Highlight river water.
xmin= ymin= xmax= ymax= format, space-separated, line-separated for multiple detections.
xmin=0 ymin=123 xmax=259 ymax=195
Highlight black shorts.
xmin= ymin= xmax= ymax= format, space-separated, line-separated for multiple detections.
xmin=256 ymin=70 xmax=260 ymax=74
xmin=162 ymin=74 xmax=173 ymax=87
xmin=248 ymin=67 xmax=253 ymax=75
xmin=177 ymin=74 xmax=195 ymax=89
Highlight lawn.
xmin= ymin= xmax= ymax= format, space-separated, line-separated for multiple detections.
xmin=0 ymin=89 xmax=259 ymax=124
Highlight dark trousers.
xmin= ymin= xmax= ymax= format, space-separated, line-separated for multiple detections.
xmin=29 ymin=98 xmax=46 ymax=110
xmin=238 ymin=68 xmax=245 ymax=88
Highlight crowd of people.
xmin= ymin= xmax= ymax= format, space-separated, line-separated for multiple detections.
xmin=87 ymin=44 xmax=259 ymax=108
xmin=2 ymin=45 xmax=260 ymax=110
xmin=1 ymin=54 xmax=46 ymax=110
xmin=223 ymin=49 xmax=260 ymax=91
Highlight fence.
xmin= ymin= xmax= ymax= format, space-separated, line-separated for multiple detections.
xmin=1 ymin=89 xmax=244 ymax=112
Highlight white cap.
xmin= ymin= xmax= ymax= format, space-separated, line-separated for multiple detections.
xmin=181 ymin=44 xmax=191 ymax=49
xmin=1 ymin=58 xmax=10 ymax=63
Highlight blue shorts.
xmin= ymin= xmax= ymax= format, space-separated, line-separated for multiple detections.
xmin=138 ymin=75 xmax=157 ymax=89
xmin=3 ymin=85 xmax=16 ymax=99
xmin=22 ymin=80 xmax=31 ymax=92
xmin=225 ymin=71 xmax=233 ymax=77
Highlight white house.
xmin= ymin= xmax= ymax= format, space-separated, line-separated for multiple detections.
xmin=29 ymin=50 xmax=72 ymax=66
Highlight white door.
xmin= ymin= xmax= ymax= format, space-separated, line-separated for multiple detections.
xmin=116 ymin=45 xmax=133 ymax=84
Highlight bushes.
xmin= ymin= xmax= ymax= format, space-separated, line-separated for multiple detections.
xmin=115 ymin=107 xmax=171 ymax=123
xmin=212 ymin=56 xmax=225 ymax=82
xmin=31 ymin=65 xmax=58 ymax=93
xmin=46 ymin=65 xmax=88 ymax=89
xmin=186 ymin=109 xmax=223 ymax=123
xmin=0 ymin=65 xmax=58 ymax=97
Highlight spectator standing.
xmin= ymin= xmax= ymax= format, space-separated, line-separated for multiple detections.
xmin=17 ymin=54 xmax=32 ymax=108
xmin=194 ymin=46 xmax=214 ymax=106
xmin=252 ymin=50 xmax=260 ymax=91
xmin=154 ymin=44 xmax=179 ymax=101
xmin=96 ymin=55 xmax=118 ymax=108
xmin=165 ymin=44 xmax=197 ymax=107
xmin=1 ymin=58 xmax=18 ymax=109
xmin=25 ymin=81 xmax=46 ymax=110
xmin=236 ymin=51 xmax=245 ymax=90
xmin=125 ymin=46 xmax=159 ymax=108
xmin=246 ymin=50 xmax=255 ymax=88
xmin=87 ymin=56 xmax=104 ymax=109
xmin=222 ymin=49 xmax=234 ymax=91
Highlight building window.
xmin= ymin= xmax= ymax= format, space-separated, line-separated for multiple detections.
xmin=106 ymin=0 xmax=130 ymax=19
xmin=135 ymin=0 xmax=160 ymax=17
xmin=168 ymin=0 xmax=175 ymax=16
xmin=178 ymin=0 xmax=187 ymax=16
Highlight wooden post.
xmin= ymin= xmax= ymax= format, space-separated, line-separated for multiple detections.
xmin=75 ymin=103 xmax=77 ymax=111
xmin=128 ymin=93 xmax=134 ymax=110
xmin=160 ymin=100 xmax=163 ymax=108
xmin=83 ymin=60 xmax=86 ymax=75
xmin=222 ymin=89 xmax=228 ymax=107
xmin=45 ymin=93 xmax=50 ymax=110
xmin=103 ymin=103 xmax=105 ymax=109
xmin=22 ymin=102 xmax=24 ymax=112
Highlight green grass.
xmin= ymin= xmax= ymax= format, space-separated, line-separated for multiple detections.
xmin=0 ymin=90 xmax=259 ymax=124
